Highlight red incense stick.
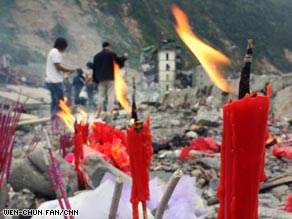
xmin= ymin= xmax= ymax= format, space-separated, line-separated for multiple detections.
xmin=42 ymin=148 xmax=68 ymax=219
xmin=44 ymin=129 xmax=75 ymax=219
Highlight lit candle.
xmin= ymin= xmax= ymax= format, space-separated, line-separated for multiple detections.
xmin=217 ymin=40 xmax=271 ymax=219
xmin=126 ymin=78 xmax=153 ymax=219
xmin=57 ymin=99 xmax=88 ymax=190
xmin=170 ymin=5 xmax=271 ymax=218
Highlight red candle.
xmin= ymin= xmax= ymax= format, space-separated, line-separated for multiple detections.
xmin=126 ymin=116 xmax=153 ymax=219
xmin=78 ymin=122 xmax=89 ymax=145
xmin=73 ymin=124 xmax=85 ymax=190
xmin=217 ymin=85 xmax=272 ymax=219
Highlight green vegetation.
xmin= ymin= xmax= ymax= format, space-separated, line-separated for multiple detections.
xmin=92 ymin=0 xmax=292 ymax=72
xmin=1 ymin=0 xmax=291 ymax=72
xmin=0 ymin=0 xmax=46 ymax=66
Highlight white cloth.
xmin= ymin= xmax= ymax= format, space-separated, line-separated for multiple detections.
xmin=79 ymin=86 xmax=88 ymax=99
xmin=32 ymin=180 xmax=154 ymax=219
xmin=45 ymin=48 xmax=63 ymax=83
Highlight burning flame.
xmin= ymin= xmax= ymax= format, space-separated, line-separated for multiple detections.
xmin=57 ymin=97 xmax=75 ymax=132
xmin=77 ymin=108 xmax=88 ymax=124
xmin=114 ymin=61 xmax=131 ymax=113
xmin=171 ymin=4 xmax=231 ymax=92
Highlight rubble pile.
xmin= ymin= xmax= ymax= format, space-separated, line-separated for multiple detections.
xmin=1 ymin=83 xmax=292 ymax=219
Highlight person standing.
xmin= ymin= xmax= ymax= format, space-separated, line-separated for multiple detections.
xmin=63 ymin=73 xmax=73 ymax=105
xmin=93 ymin=41 xmax=128 ymax=118
xmin=45 ymin=37 xmax=75 ymax=120
xmin=84 ymin=62 xmax=96 ymax=107
xmin=72 ymin=68 xmax=86 ymax=105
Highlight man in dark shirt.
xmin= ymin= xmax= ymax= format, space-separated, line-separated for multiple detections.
xmin=93 ymin=41 xmax=127 ymax=118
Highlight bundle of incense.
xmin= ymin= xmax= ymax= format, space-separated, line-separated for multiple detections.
xmin=42 ymin=148 xmax=68 ymax=219
xmin=43 ymin=129 xmax=75 ymax=219
xmin=0 ymin=100 xmax=23 ymax=191
xmin=24 ymin=136 xmax=41 ymax=157
xmin=59 ymin=127 xmax=71 ymax=157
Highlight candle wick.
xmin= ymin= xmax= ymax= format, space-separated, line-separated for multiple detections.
xmin=131 ymin=77 xmax=138 ymax=123
xmin=238 ymin=39 xmax=253 ymax=99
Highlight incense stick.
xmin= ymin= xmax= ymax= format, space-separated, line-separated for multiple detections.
xmin=108 ymin=175 xmax=124 ymax=219
xmin=43 ymin=129 xmax=75 ymax=219
xmin=0 ymin=100 xmax=23 ymax=191
xmin=24 ymin=136 xmax=41 ymax=157
xmin=42 ymin=148 xmax=68 ymax=219
xmin=155 ymin=169 xmax=183 ymax=219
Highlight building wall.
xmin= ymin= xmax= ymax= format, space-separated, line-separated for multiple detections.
xmin=158 ymin=50 xmax=176 ymax=90
xmin=1 ymin=55 xmax=12 ymax=68
xmin=192 ymin=65 xmax=213 ymax=88
xmin=158 ymin=50 xmax=176 ymax=61
xmin=158 ymin=61 xmax=175 ymax=71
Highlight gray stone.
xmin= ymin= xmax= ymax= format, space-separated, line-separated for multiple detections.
xmin=9 ymin=189 xmax=35 ymax=210
xmin=206 ymin=96 xmax=221 ymax=109
xmin=186 ymin=131 xmax=198 ymax=139
xmin=0 ymin=181 xmax=9 ymax=210
xmin=189 ymin=150 xmax=205 ymax=159
xmin=84 ymin=155 xmax=131 ymax=188
xmin=273 ymin=85 xmax=292 ymax=120
xmin=191 ymin=169 xmax=202 ymax=177
xmin=209 ymin=177 xmax=220 ymax=193
xmin=198 ymin=157 xmax=221 ymax=171
xmin=259 ymin=193 xmax=281 ymax=208
xmin=170 ymin=119 xmax=181 ymax=126
xmin=27 ymin=145 xmax=48 ymax=173
xmin=258 ymin=206 xmax=292 ymax=219
xmin=270 ymin=185 xmax=290 ymax=199
xmin=196 ymin=106 xmax=221 ymax=127
xmin=9 ymin=149 xmax=78 ymax=199
xmin=197 ymin=178 xmax=207 ymax=188
xmin=9 ymin=158 xmax=54 ymax=198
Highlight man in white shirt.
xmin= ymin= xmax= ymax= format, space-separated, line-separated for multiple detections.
xmin=45 ymin=37 xmax=75 ymax=120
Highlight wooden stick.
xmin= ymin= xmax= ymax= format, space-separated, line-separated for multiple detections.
xmin=155 ymin=169 xmax=183 ymax=219
xmin=260 ymin=175 xmax=292 ymax=191
xmin=208 ymin=174 xmax=292 ymax=206
xmin=108 ymin=175 xmax=124 ymax=219
xmin=0 ymin=181 xmax=9 ymax=211
xmin=18 ymin=117 xmax=51 ymax=127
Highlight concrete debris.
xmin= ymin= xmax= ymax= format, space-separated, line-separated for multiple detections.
xmin=2 ymin=80 xmax=292 ymax=218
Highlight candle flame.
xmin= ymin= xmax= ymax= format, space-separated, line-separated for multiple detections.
xmin=57 ymin=97 xmax=75 ymax=132
xmin=171 ymin=4 xmax=231 ymax=92
xmin=114 ymin=61 xmax=131 ymax=113
xmin=77 ymin=108 xmax=88 ymax=124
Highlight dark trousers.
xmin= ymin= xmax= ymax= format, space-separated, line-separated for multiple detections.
xmin=46 ymin=82 xmax=64 ymax=120
xmin=86 ymin=84 xmax=96 ymax=106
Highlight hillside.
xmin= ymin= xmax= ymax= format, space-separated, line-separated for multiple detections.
xmin=1 ymin=0 xmax=292 ymax=77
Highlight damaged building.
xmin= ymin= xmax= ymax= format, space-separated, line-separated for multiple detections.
xmin=140 ymin=39 xmax=191 ymax=90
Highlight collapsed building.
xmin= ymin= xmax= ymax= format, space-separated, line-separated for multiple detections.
xmin=140 ymin=39 xmax=191 ymax=90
